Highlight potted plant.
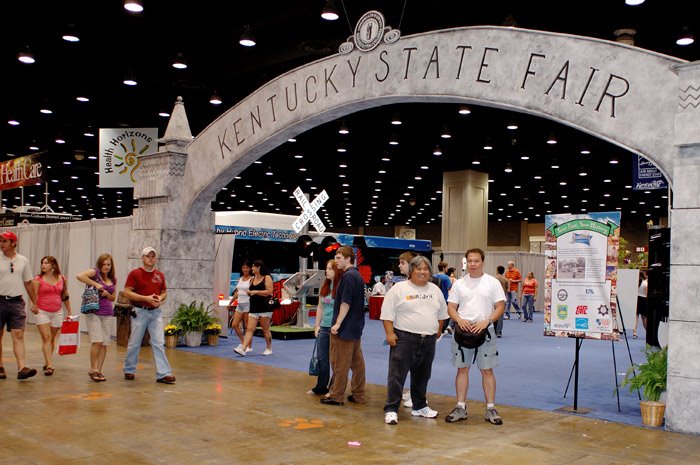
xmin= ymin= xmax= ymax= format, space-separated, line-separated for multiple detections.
xmin=204 ymin=323 xmax=222 ymax=346
xmin=164 ymin=324 xmax=182 ymax=348
xmin=171 ymin=301 xmax=216 ymax=347
xmin=621 ymin=345 xmax=667 ymax=427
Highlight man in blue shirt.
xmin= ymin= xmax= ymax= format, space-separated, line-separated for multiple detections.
xmin=321 ymin=246 xmax=366 ymax=406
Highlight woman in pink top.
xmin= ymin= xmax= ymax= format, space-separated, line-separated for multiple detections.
xmin=520 ymin=272 xmax=538 ymax=323
xmin=32 ymin=256 xmax=72 ymax=376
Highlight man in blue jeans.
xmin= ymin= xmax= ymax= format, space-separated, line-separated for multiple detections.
xmin=122 ymin=247 xmax=175 ymax=384
xmin=381 ymin=256 xmax=448 ymax=425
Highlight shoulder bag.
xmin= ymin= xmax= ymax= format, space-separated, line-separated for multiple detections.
xmin=308 ymin=338 xmax=319 ymax=376
xmin=79 ymin=286 xmax=100 ymax=314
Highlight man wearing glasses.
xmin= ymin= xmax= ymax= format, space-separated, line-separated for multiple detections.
xmin=0 ymin=231 xmax=39 ymax=380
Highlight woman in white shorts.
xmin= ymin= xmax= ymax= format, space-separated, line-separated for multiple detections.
xmin=77 ymin=254 xmax=116 ymax=382
xmin=32 ymin=256 xmax=72 ymax=376
xmin=230 ymin=260 xmax=253 ymax=353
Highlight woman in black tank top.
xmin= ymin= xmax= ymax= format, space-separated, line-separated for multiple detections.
xmin=234 ymin=260 xmax=274 ymax=356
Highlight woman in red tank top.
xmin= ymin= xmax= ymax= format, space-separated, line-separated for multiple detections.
xmin=520 ymin=272 xmax=538 ymax=323
xmin=32 ymin=256 xmax=72 ymax=376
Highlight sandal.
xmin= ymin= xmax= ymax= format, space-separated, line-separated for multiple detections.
xmin=89 ymin=370 xmax=103 ymax=382
xmin=96 ymin=372 xmax=106 ymax=382
xmin=43 ymin=365 xmax=54 ymax=376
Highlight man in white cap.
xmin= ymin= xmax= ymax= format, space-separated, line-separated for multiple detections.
xmin=122 ymin=247 xmax=175 ymax=384
xmin=0 ymin=231 xmax=38 ymax=380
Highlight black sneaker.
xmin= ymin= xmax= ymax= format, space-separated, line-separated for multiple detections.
xmin=17 ymin=367 xmax=37 ymax=380
xmin=0 ymin=366 xmax=6 ymax=379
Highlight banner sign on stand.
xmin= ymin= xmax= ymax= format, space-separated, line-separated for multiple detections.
xmin=99 ymin=128 xmax=157 ymax=188
xmin=632 ymin=155 xmax=667 ymax=190
xmin=0 ymin=153 xmax=44 ymax=191
xmin=544 ymin=212 xmax=622 ymax=341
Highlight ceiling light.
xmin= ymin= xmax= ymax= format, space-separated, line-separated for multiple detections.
xmin=676 ymin=26 xmax=695 ymax=46
xmin=625 ymin=0 xmax=645 ymax=5
xmin=579 ymin=167 xmax=588 ymax=176
xmin=321 ymin=0 xmax=339 ymax=21
xmin=440 ymin=126 xmax=451 ymax=139
xmin=62 ymin=24 xmax=80 ymax=42
xmin=504 ymin=164 xmax=513 ymax=173
xmin=124 ymin=0 xmax=143 ymax=13
xmin=337 ymin=142 xmax=346 ymax=153
xmin=483 ymin=139 xmax=493 ymax=150
xmin=18 ymin=45 xmax=35 ymax=64
xmin=210 ymin=92 xmax=222 ymax=105
xmin=609 ymin=159 xmax=619 ymax=164
xmin=458 ymin=105 xmax=471 ymax=115
xmin=123 ymin=72 xmax=137 ymax=86
xmin=55 ymin=136 xmax=66 ymax=144
xmin=520 ymin=153 xmax=529 ymax=160
xmin=580 ymin=148 xmax=591 ymax=154
xmin=338 ymin=122 xmax=349 ymax=134
xmin=158 ymin=112 xmax=170 ymax=117
xmin=84 ymin=128 xmax=95 ymax=137
xmin=40 ymin=106 xmax=52 ymax=114
xmin=172 ymin=53 xmax=187 ymax=69
xmin=76 ymin=95 xmax=89 ymax=102
xmin=506 ymin=120 xmax=518 ymax=130
xmin=391 ymin=114 xmax=402 ymax=125
xmin=389 ymin=133 xmax=399 ymax=145
xmin=8 ymin=119 xmax=20 ymax=126
xmin=546 ymin=133 xmax=557 ymax=144
xmin=471 ymin=159 xmax=481 ymax=165
xmin=29 ymin=142 xmax=39 ymax=150
xmin=551 ymin=159 xmax=560 ymax=169
xmin=288 ymin=138 xmax=297 ymax=142
xmin=240 ymin=25 xmax=256 ymax=47
xmin=433 ymin=145 xmax=442 ymax=156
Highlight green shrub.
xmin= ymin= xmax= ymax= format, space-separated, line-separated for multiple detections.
xmin=621 ymin=345 xmax=667 ymax=402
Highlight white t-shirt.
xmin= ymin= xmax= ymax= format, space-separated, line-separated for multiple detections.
xmin=236 ymin=276 xmax=252 ymax=304
xmin=448 ymin=273 xmax=506 ymax=322
xmin=380 ymin=280 xmax=448 ymax=335
xmin=0 ymin=253 xmax=32 ymax=297
xmin=638 ymin=279 xmax=648 ymax=298
xmin=371 ymin=281 xmax=386 ymax=295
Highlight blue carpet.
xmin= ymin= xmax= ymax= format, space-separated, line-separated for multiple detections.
xmin=179 ymin=310 xmax=648 ymax=426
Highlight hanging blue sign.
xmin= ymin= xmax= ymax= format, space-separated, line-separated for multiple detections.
xmin=632 ymin=156 xmax=667 ymax=190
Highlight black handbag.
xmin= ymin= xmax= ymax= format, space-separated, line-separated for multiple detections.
xmin=268 ymin=297 xmax=281 ymax=310
xmin=454 ymin=325 xmax=488 ymax=349
xmin=308 ymin=338 xmax=319 ymax=376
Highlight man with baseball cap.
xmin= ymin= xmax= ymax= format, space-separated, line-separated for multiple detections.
xmin=122 ymin=246 xmax=175 ymax=384
xmin=0 ymin=230 xmax=39 ymax=380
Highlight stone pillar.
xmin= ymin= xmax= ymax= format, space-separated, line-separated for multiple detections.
xmin=666 ymin=62 xmax=700 ymax=434
xmin=440 ymin=170 xmax=489 ymax=252
xmin=129 ymin=97 xmax=215 ymax=321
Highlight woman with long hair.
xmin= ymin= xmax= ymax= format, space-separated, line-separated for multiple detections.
xmin=307 ymin=259 xmax=342 ymax=395
xmin=76 ymin=253 xmax=116 ymax=382
xmin=32 ymin=256 xmax=72 ymax=376
xmin=234 ymin=260 xmax=274 ymax=356
xmin=633 ymin=271 xmax=648 ymax=338
xmin=230 ymin=260 xmax=253 ymax=353
xmin=520 ymin=271 xmax=538 ymax=322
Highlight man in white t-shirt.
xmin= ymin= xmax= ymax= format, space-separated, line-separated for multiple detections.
xmin=371 ymin=276 xmax=386 ymax=295
xmin=0 ymin=231 xmax=38 ymax=380
xmin=445 ymin=248 xmax=506 ymax=425
xmin=380 ymin=256 xmax=448 ymax=425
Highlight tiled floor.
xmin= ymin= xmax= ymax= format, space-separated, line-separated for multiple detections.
xmin=1 ymin=332 xmax=698 ymax=464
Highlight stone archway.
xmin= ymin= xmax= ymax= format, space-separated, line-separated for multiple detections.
xmin=132 ymin=26 xmax=700 ymax=434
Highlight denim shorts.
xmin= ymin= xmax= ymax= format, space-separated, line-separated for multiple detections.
xmin=451 ymin=328 xmax=499 ymax=370
xmin=0 ymin=297 xmax=26 ymax=331
xmin=248 ymin=312 xmax=273 ymax=319
xmin=236 ymin=302 xmax=250 ymax=313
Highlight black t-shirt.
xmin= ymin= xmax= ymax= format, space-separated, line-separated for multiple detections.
xmin=332 ymin=267 xmax=366 ymax=340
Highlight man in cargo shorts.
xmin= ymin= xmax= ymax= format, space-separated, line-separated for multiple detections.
xmin=0 ymin=231 xmax=39 ymax=380
xmin=445 ymin=248 xmax=505 ymax=425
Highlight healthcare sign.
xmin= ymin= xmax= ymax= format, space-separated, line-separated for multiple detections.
xmin=544 ymin=212 xmax=621 ymax=341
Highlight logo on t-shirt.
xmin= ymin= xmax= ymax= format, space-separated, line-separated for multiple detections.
xmin=152 ymin=273 xmax=163 ymax=284
xmin=405 ymin=293 xmax=434 ymax=301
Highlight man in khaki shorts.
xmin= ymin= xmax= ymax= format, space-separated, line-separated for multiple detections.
xmin=0 ymin=231 xmax=39 ymax=380
xmin=445 ymin=248 xmax=506 ymax=425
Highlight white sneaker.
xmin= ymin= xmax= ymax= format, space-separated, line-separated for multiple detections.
xmin=402 ymin=391 xmax=413 ymax=409
xmin=411 ymin=406 xmax=438 ymax=418
xmin=262 ymin=349 xmax=273 ymax=356
xmin=245 ymin=347 xmax=253 ymax=353
xmin=384 ymin=411 xmax=398 ymax=425
xmin=234 ymin=344 xmax=244 ymax=352
xmin=233 ymin=347 xmax=246 ymax=356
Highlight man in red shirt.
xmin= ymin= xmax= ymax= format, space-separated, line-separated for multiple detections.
xmin=503 ymin=261 xmax=522 ymax=320
xmin=122 ymin=247 xmax=175 ymax=384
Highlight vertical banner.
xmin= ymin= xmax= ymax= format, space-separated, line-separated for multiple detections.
xmin=632 ymin=155 xmax=668 ymax=190
xmin=543 ymin=212 xmax=621 ymax=341
xmin=99 ymin=128 xmax=157 ymax=188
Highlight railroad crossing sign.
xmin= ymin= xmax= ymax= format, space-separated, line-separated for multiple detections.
xmin=292 ymin=187 xmax=329 ymax=233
